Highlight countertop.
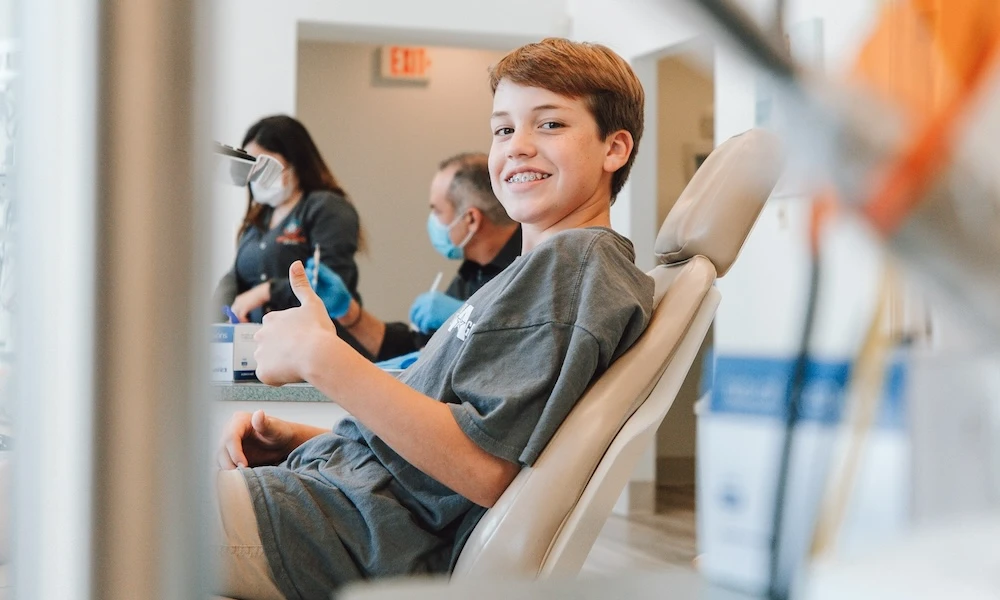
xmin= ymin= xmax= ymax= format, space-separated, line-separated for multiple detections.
xmin=210 ymin=381 xmax=332 ymax=403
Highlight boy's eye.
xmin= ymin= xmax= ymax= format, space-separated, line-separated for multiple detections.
xmin=493 ymin=126 xmax=514 ymax=136
xmin=540 ymin=121 xmax=563 ymax=130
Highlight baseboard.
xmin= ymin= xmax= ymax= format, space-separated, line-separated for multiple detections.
xmin=657 ymin=456 xmax=696 ymax=486
xmin=612 ymin=480 xmax=656 ymax=516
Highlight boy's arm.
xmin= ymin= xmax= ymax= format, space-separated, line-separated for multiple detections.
xmin=254 ymin=262 xmax=521 ymax=508
xmin=307 ymin=344 xmax=521 ymax=507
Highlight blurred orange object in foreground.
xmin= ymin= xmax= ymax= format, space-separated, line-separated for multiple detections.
xmin=849 ymin=0 xmax=1000 ymax=235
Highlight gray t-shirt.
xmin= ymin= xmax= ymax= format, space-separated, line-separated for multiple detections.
xmin=242 ymin=227 xmax=654 ymax=600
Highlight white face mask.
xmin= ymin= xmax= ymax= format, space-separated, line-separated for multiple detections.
xmin=250 ymin=178 xmax=291 ymax=207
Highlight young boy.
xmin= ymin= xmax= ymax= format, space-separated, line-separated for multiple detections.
xmin=215 ymin=38 xmax=654 ymax=600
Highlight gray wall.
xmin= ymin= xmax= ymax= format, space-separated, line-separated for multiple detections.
xmin=297 ymin=42 xmax=507 ymax=322
xmin=654 ymin=52 xmax=714 ymax=462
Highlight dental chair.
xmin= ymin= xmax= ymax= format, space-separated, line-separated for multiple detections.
xmin=451 ymin=128 xmax=783 ymax=579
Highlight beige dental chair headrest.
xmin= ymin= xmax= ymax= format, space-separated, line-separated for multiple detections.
xmin=654 ymin=128 xmax=783 ymax=277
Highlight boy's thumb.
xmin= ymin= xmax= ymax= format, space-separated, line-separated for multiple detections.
xmin=288 ymin=261 xmax=317 ymax=305
xmin=251 ymin=409 xmax=272 ymax=436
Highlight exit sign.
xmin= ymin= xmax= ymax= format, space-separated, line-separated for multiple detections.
xmin=380 ymin=46 xmax=432 ymax=82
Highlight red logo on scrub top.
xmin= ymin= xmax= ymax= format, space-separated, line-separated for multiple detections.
xmin=276 ymin=220 xmax=307 ymax=245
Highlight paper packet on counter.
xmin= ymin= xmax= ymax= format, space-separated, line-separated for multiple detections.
xmin=210 ymin=323 xmax=261 ymax=382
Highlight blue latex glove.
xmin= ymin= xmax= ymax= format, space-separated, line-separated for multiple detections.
xmin=304 ymin=257 xmax=351 ymax=319
xmin=221 ymin=305 xmax=240 ymax=324
xmin=374 ymin=351 xmax=421 ymax=371
xmin=409 ymin=291 xmax=463 ymax=334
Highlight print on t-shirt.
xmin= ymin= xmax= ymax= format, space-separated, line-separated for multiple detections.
xmin=448 ymin=304 xmax=475 ymax=341
xmin=276 ymin=220 xmax=307 ymax=245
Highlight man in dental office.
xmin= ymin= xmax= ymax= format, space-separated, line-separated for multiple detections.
xmin=305 ymin=152 xmax=521 ymax=363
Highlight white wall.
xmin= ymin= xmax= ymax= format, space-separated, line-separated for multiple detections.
xmin=568 ymin=0 xmax=702 ymax=66
xmin=0 ymin=0 xmax=13 ymax=38
xmin=297 ymin=42 xmax=506 ymax=321
xmin=208 ymin=0 xmax=568 ymax=282
xmin=210 ymin=0 xmax=566 ymax=143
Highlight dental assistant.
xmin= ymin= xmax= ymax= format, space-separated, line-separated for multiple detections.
xmin=213 ymin=115 xmax=372 ymax=356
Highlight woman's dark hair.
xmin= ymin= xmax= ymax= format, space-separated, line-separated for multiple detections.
xmin=238 ymin=115 xmax=362 ymax=248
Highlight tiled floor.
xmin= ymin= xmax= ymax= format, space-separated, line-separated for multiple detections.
xmin=582 ymin=485 xmax=698 ymax=576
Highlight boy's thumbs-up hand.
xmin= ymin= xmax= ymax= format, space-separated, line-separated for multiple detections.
xmin=253 ymin=261 xmax=338 ymax=386
xmin=288 ymin=260 xmax=321 ymax=307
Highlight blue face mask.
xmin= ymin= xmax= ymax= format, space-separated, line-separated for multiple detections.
xmin=427 ymin=212 xmax=474 ymax=260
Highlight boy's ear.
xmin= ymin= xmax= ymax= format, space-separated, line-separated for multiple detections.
xmin=603 ymin=130 xmax=634 ymax=174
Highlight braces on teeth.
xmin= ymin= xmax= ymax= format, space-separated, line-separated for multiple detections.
xmin=508 ymin=172 xmax=550 ymax=183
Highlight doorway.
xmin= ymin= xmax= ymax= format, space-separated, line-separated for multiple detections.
xmin=653 ymin=36 xmax=714 ymax=542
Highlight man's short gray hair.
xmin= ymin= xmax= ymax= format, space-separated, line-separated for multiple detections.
xmin=438 ymin=152 xmax=514 ymax=226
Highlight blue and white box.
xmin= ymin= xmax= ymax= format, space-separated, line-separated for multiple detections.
xmin=210 ymin=323 xmax=261 ymax=382
xmin=697 ymin=354 xmax=908 ymax=596
xmin=699 ymin=199 xmax=911 ymax=595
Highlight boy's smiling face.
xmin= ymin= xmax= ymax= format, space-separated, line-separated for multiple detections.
xmin=488 ymin=81 xmax=632 ymax=244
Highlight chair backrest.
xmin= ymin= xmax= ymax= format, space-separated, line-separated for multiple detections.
xmin=452 ymin=129 xmax=783 ymax=579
